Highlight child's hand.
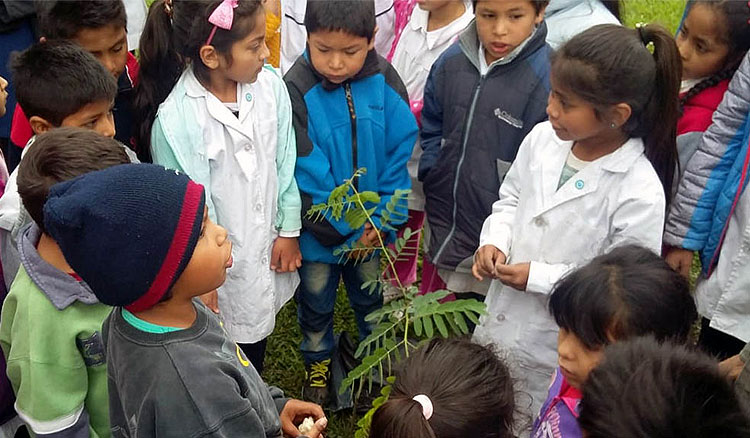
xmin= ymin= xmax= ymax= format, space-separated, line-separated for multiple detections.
xmin=495 ymin=262 xmax=530 ymax=291
xmin=665 ymin=247 xmax=693 ymax=279
xmin=719 ymin=354 xmax=745 ymax=381
xmin=271 ymin=237 xmax=302 ymax=272
xmin=279 ymin=399 xmax=327 ymax=437
xmin=347 ymin=223 xmax=379 ymax=261
xmin=199 ymin=289 xmax=220 ymax=313
xmin=472 ymin=245 xmax=506 ymax=281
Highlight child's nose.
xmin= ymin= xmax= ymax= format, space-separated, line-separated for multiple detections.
xmin=98 ymin=116 xmax=116 ymax=138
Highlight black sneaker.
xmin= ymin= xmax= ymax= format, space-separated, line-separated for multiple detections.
xmin=303 ymin=359 xmax=332 ymax=406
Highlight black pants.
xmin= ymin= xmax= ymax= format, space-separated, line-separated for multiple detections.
xmin=698 ymin=318 xmax=745 ymax=360
xmin=238 ymin=339 xmax=268 ymax=374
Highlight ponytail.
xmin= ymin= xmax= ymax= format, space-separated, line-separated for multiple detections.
xmin=636 ymin=24 xmax=681 ymax=202
xmin=551 ymin=24 xmax=681 ymax=205
xmin=133 ymin=0 xmax=264 ymax=163
xmin=132 ymin=0 xmax=185 ymax=162
xmin=369 ymin=338 xmax=516 ymax=438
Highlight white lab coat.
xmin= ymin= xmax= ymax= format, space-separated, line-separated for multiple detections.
xmin=151 ymin=68 xmax=300 ymax=344
xmin=280 ymin=0 xmax=396 ymax=74
xmin=472 ymin=121 xmax=665 ymax=417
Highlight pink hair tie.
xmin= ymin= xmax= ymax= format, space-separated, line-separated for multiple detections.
xmin=412 ymin=394 xmax=433 ymax=421
xmin=205 ymin=0 xmax=239 ymax=45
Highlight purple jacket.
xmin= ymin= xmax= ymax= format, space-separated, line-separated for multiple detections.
xmin=532 ymin=368 xmax=582 ymax=438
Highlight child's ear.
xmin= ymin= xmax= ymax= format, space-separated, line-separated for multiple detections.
xmin=368 ymin=26 xmax=378 ymax=51
xmin=199 ymin=45 xmax=221 ymax=70
xmin=534 ymin=6 xmax=547 ymax=25
xmin=609 ymin=103 xmax=632 ymax=130
xmin=28 ymin=116 xmax=54 ymax=135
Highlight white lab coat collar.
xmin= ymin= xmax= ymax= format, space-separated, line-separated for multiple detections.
xmin=537 ymin=134 xmax=646 ymax=216
xmin=182 ymin=68 xmax=258 ymax=138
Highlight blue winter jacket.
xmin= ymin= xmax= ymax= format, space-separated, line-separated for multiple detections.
xmin=665 ymin=52 xmax=750 ymax=275
xmin=284 ymin=50 xmax=417 ymax=263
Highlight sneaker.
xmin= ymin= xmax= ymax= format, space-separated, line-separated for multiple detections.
xmin=303 ymin=359 xmax=331 ymax=406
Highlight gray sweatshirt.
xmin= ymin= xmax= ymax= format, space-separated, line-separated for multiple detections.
xmin=103 ymin=301 xmax=288 ymax=437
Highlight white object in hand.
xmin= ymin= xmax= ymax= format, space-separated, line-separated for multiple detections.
xmin=298 ymin=417 xmax=315 ymax=434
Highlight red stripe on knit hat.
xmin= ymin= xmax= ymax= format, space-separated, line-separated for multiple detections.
xmin=125 ymin=181 xmax=203 ymax=312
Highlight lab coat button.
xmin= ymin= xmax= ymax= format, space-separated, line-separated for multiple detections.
xmin=244 ymin=144 xmax=252 ymax=151
xmin=496 ymin=314 xmax=506 ymax=322
xmin=534 ymin=217 xmax=545 ymax=227
xmin=255 ymin=203 xmax=262 ymax=212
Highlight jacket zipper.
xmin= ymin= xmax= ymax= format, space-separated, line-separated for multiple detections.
xmin=432 ymin=76 xmax=485 ymax=266
xmin=345 ymin=83 xmax=358 ymax=190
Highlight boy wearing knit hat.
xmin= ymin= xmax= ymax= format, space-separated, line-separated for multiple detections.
xmin=44 ymin=163 xmax=327 ymax=438
xmin=0 ymin=127 xmax=131 ymax=438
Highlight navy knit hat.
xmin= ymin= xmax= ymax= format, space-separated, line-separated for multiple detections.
xmin=44 ymin=163 xmax=206 ymax=312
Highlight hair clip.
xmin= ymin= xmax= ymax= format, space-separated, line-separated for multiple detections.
xmin=205 ymin=0 xmax=239 ymax=46
xmin=412 ymin=394 xmax=434 ymax=421
xmin=163 ymin=0 xmax=173 ymax=19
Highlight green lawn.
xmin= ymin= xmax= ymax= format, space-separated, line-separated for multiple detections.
xmin=263 ymin=2 xmax=687 ymax=436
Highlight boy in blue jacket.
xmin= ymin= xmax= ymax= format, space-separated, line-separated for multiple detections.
xmin=418 ymin=0 xmax=551 ymax=296
xmin=284 ymin=0 xmax=417 ymax=405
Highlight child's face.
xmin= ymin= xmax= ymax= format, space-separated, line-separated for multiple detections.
xmin=676 ymin=3 xmax=730 ymax=81
xmin=547 ymin=74 xmax=614 ymax=144
xmin=557 ymin=328 xmax=604 ymax=390
xmin=475 ymin=0 xmax=543 ymax=65
xmin=220 ymin=11 xmax=270 ymax=84
xmin=307 ymin=30 xmax=375 ymax=84
xmin=72 ymin=24 xmax=129 ymax=78
xmin=59 ymin=99 xmax=116 ymax=138
xmin=0 ymin=76 xmax=7 ymax=118
xmin=172 ymin=207 xmax=233 ymax=298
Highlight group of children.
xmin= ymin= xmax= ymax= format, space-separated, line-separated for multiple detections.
xmin=0 ymin=0 xmax=749 ymax=437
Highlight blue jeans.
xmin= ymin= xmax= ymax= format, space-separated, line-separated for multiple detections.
xmin=297 ymin=256 xmax=383 ymax=364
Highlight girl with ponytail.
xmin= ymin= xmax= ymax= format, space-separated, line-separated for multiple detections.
xmin=675 ymin=0 xmax=750 ymax=172
xmin=471 ymin=23 xmax=682 ymax=417
xmin=134 ymin=0 xmax=302 ymax=374
xmin=370 ymin=337 xmax=517 ymax=438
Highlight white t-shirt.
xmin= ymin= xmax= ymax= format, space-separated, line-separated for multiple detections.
xmin=390 ymin=2 xmax=474 ymax=102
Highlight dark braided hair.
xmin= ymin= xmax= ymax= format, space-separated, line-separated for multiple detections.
xmin=679 ymin=0 xmax=750 ymax=107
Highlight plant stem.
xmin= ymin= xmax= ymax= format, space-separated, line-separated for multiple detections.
xmin=347 ymin=179 xmax=405 ymax=291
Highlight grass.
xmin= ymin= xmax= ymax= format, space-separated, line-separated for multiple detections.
xmin=263 ymin=2 xmax=688 ymax=437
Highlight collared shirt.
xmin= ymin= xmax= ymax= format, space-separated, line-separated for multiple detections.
xmin=478 ymin=26 xmax=538 ymax=75
xmin=391 ymin=2 xmax=474 ymax=102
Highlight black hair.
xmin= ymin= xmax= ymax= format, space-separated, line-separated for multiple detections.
xmin=305 ymin=0 xmax=377 ymax=41
xmin=11 ymin=41 xmax=117 ymax=126
xmin=133 ymin=0 xmax=263 ymax=162
xmin=579 ymin=337 xmax=750 ymax=438
xmin=552 ymin=24 xmax=682 ymax=203
xmin=549 ymin=245 xmax=697 ymax=350
xmin=679 ymin=1 xmax=750 ymax=107
xmin=40 ymin=0 xmax=127 ymax=40
xmin=472 ymin=0 xmax=549 ymax=14
xmin=600 ymin=1 xmax=620 ymax=21
xmin=18 ymin=127 xmax=130 ymax=234
xmin=370 ymin=337 xmax=516 ymax=438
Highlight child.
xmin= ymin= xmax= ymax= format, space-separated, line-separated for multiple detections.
xmin=665 ymin=49 xmax=750 ymax=360
xmin=579 ymin=337 xmax=750 ymax=437
xmin=388 ymin=0 xmax=473 ymax=292
xmin=9 ymin=0 xmax=138 ymax=157
xmin=0 ymin=127 xmax=132 ymax=438
xmin=44 ymin=163 xmax=327 ymax=438
xmin=279 ymin=0 xmax=396 ymax=73
xmin=369 ymin=337 xmax=516 ymax=438
xmin=0 ymin=41 xmax=128 ymax=290
xmin=471 ymin=23 xmax=681 ymax=415
xmin=284 ymin=0 xmax=417 ymax=405
xmin=543 ymin=0 xmax=619 ymax=50
xmin=675 ymin=0 xmax=750 ymax=172
xmin=418 ymin=0 xmax=551 ymax=297
xmin=141 ymin=0 xmax=301 ymax=373
xmin=532 ymin=245 xmax=698 ymax=438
